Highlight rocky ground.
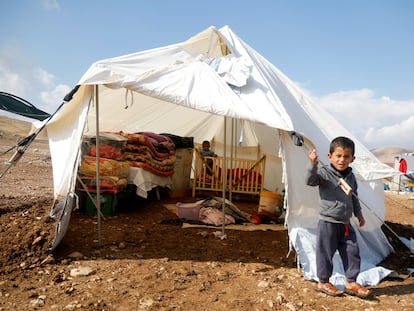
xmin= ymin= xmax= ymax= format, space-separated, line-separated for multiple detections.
xmin=0 ymin=116 xmax=414 ymax=311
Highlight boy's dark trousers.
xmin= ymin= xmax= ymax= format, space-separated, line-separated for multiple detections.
xmin=316 ymin=220 xmax=361 ymax=283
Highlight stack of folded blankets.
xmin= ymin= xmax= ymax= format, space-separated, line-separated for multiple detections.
xmin=79 ymin=132 xmax=130 ymax=193
xmin=118 ymin=131 xmax=176 ymax=176
xmin=80 ymin=131 xmax=177 ymax=182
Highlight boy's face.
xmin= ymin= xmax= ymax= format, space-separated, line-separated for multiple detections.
xmin=328 ymin=147 xmax=355 ymax=171
xmin=202 ymin=143 xmax=210 ymax=151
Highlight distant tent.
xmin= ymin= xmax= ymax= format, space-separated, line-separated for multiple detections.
xmin=0 ymin=92 xmax=50 ymax=121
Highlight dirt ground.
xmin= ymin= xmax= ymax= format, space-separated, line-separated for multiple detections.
xmin=1 ymin=116 xmax=414 ymax=311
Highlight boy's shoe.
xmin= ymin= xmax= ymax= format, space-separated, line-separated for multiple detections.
xmin=344 ymin=282 xmax=372 ymax=299
xmin=317 ymin=282 xmax=343 ymax=296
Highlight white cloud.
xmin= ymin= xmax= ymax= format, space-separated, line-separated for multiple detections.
xmin=40 ymin=84 xmax=71 ymax=111
xmin=316 ymin=89 xmax=414 ymax=149
xmin=365 ymin=115 xmax=414 ymax=149
xmin=0 ymin=47 xmax=32 ymax=98
xmin=0 ymin=71 xmax=27 ymax=97
xmin=41 ymin=0 xmax=60 ymax=10
xmin=34 ymin=68 xmax=55 ymax=88
xmin=0 ymin=46 xmax=70 ymax=115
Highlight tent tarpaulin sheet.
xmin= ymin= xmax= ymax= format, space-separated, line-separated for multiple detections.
xmin=39 ymin=25 xmax=400 ymax=286
xmin=0 ymin=92 xmax=50 ymax=121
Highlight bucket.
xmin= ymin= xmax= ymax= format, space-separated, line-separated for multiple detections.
xmin=86 ymin=193 xmax=115 ymax=216
xmin=258 ymin=191 xmax=281 ymax=215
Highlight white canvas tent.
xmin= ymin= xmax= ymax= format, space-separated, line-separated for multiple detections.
xmin=39 ymin=25 xmax=399 ymax=287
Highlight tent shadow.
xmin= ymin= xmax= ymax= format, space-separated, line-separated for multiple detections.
xmin=371 ymin=280 xmax=414 ymax=297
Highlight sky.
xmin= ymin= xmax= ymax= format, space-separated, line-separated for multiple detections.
xmin=0 ymin=0 xmax=413 ymax=150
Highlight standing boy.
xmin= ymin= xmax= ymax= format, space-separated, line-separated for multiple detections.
xmin=306 ymin=136 xmax=372 ymax=298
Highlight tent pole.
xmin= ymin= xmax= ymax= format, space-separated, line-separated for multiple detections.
xmin=220 ymin=116 xmax=227 ymax=239
xmin=229 ymin=118 xmax=234 ymax=202
xmin=95 ymin=85 xmax=102 ymax=247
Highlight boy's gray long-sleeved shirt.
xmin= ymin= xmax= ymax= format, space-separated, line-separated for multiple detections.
xmin=306 ymin=163 xmax=362 ymax=224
